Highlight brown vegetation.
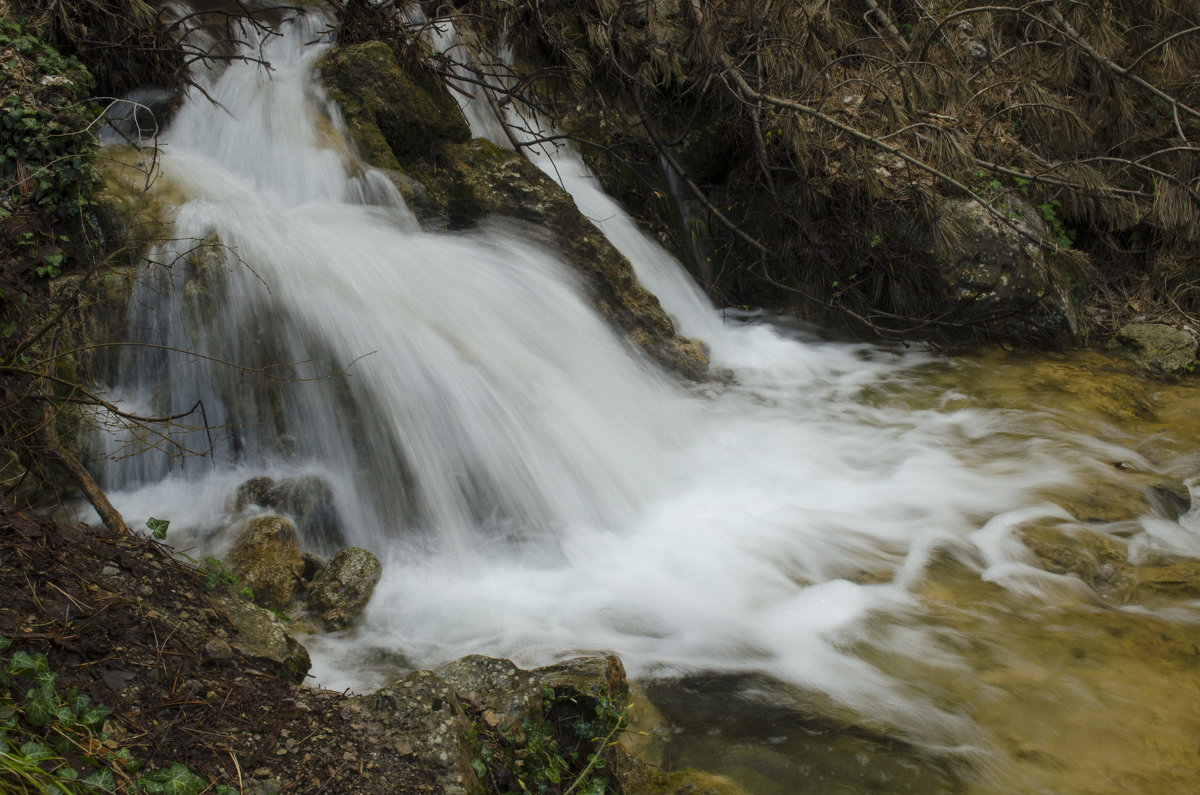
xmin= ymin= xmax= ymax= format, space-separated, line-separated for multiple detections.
xmin=394 ymin=0 xmax=1200 ymax=343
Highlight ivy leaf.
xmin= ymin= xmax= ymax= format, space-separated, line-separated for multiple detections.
xmin=147 ymin=517 xmax=170 ymax=540
xmin=80 ymin=705 xmax=111 ymax=728
xmin=141 ymin=762 xmax=206 ymax=795
xmin=19 ymin=739 xmax=53 ymax=762
xmin=7 ymin=649 xmax=37 ymax=675
xmin=84 ymin=767 xmax=115 ymax=789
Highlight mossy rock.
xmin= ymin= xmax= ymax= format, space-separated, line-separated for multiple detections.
xmin=320 ymin=41 xmax=470 ymax=169
xmin=226 ymin=515 xmax=304 ymax=611
xmin=1108 ymin=323 xmax=1199 ymax=374
xmin=1125 ymin=562 xmax=1200 ymax=600
xmin=307 ymin=546 xmax=382 ymax=630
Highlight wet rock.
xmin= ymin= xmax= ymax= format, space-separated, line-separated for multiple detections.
xmin=226 ymin=515 xmax=304 ymax=611
xmin=1126 ymin=562 xmax=1200 ymax=600
xmin=180 ymin=240 xmax=228 ymax=342
xmin=1045 ymin=465 xmax=1190 ymax=524
xmin=1146 ymin=479 xmax=1192 ymax=519
xmin=263 ymin=476 xmax=343 ymax=546
xmin=358 ymin=670 xmax=483 ymax=795
xmin=931 ymin=195 xmax=1077 ymax=337
xmin=430 ymin=139 xmax=709 ymax=378
xmin=100 ymin=86 xmax=177 ymax=142
xmin=1109 ymin=323 xmax=1198 ymax=374
xmin=1018 ymin=523 xmax=1126 ymax=587
xmin=535 ymin=654 xmax=630 ymax=704
xmin=233 ymin=475 xmax=345 ymax=549
xmin=307 ymin=547 xmax=382 ymax=630
xmin=320 ymin=41 xmax=470 ymax=169
xmin=208 ymin=589 xmax=311 ymax=683
xmin=233 ymin=476 xmax=275 ymax=512
xmin=433 ymin=655 xmax=543 ymax=743
xmin=654 ymin=770 xmax=748 ymax=794
xmin=300 ymin=552 xmax=325 ymax=584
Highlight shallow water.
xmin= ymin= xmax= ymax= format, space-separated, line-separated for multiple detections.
xmin=92 ymin=13 xmax=1200 ymax=793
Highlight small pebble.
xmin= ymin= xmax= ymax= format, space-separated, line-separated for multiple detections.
xmin=204 ymin=637 xmax=235 ymax=660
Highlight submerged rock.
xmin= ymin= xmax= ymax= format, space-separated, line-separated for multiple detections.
xmin=1125 ymin=562 xmax=1200 ymax=600
xmin=1018 ymin=523 xmax=1126 ymax=588
xmin=226 ymin=515 xmax=304 ymax=611
xmin=307 ymin=546 xmax=382 ymax=630
xmin=1108 ymin=323 xmax=1198 ymax=374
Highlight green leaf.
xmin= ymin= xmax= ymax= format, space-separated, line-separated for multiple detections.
xmin=20 ymin=739 xmax=53 ymax=761
xmin=470 ymin=757 xmax=487 ymax=779
xmin=84 ymin=768 xmax=115 ymax=789
xmin=140 ymin=763 xmax=206 ymax=795
xmin=8 ymin=649 xmax=37 ymax=675
xmin=25 ymin=696 xmax=51 ymax=727
xmin=80 ymin=705 xmax=111 ymax=727
xmin=147 ymin=517 xmax=170 ymax=540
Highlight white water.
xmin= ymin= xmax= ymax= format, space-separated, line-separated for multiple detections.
xmin=94 ymin=14 xmax=1192 ymax=765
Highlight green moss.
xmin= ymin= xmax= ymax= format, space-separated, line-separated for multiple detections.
xmin=320 ymin=41 xmax=469 ymax=167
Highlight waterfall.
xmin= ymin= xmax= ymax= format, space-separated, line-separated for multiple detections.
xmin=93 ymin=10 xmax=1198 ymax=772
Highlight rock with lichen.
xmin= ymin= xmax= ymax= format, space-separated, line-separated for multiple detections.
xmin=226 ymin=515 xmax=304 ymax=611
xmin=1108 ymin=323 xmax=1198 ymax=374
xmin=306 ymin=546 xmax=382 ymax=630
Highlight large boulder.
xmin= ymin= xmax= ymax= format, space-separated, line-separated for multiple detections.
xmin=226 ymin=515 xmax=304 ymax=610
xmin=307 ymin=546 xmax=383 ymax=630
xmin=1108 ymin=323 xmax=1198 ymax=374
xmin=930 ymin=195 xmax=1078 ymax=337
xmin=357 ymin=653 xmax=731 ymax=794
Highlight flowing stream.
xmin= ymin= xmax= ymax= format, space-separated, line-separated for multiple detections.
xmin=94 ymin=11 xmax=1200 ymax=793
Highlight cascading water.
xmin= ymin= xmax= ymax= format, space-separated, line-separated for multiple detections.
xmin=94 ymin=9 xmax=1200 ymax=792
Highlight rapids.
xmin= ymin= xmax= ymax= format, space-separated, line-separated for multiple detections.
xmin=92 ymin=11 xmax=1200 ymax=793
